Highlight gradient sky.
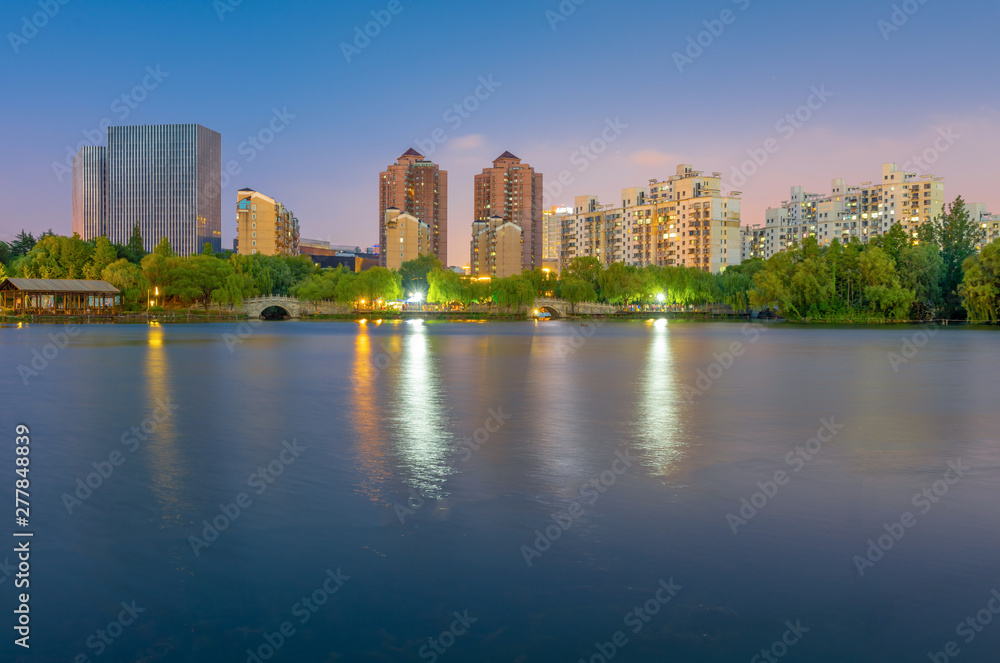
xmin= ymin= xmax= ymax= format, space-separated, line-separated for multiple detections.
xmin=2 ymin=0 xmax=998 ymax=265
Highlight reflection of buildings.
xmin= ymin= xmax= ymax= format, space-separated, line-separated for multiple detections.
xmin=351 ymin=324 xmax=395 ymax=505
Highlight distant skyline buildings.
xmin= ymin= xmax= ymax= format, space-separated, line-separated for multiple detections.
xmin=71 ymin=123 xmax=222 ymax=256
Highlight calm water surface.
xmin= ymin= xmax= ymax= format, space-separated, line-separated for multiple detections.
xmin=2 ymin=320 xmax=999 ymax=663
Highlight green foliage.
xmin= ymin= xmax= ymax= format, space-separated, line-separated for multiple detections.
xmin=19 ymin=234 xmax=94 ymax=279
xmin=9 ymin=231 xmax=37 ymax=259
xmin=398 ymin=254 xmax=442 ymax=297
xmin=960 ymin=240 xmax=1000 ymax=321
xmin=493 ymin=275 xmax=535 ymax=313
xmin=922 ymin=197 xmax=979 ymax=318
xmin=85 ymin=236 xmax=118 ymax=280
xmin=101 ymin=259 xmax=149 ymax=308
xmin=0 ymin=241 xmax=10 ymax=266
xmin=558 ymin=277 xmax=597 ymax=314
xmin=153 ymin=237 xmax=175 ymax=257
xmin=427 ymin=268 xmax=463 ymax=305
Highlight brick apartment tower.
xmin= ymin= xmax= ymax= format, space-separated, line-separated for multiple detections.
xmin=379 ymin=149 xmax=448 ymax=267
xmin=473 ymin=151 xmax=544 ymax=274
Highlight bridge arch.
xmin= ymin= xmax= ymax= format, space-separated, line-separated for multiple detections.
xmin=537 ymin=305 xmax=562 ymax=318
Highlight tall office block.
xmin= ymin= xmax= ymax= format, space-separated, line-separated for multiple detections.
xmin=379 ymin=149 xmax=448 ymax=267
xmin=71 ymin=145 xmax=107 ymax=240
xmin=73 ymin=124 xmax=222 ymax=256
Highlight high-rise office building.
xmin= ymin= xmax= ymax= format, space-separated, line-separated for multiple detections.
xmin=235 ymin=189 xmax=300 ymax=257
xmin=473 ymin=152 xmax=544 ymax=274
xmin=379 ymin=149 xmax=447 ymax=267
xmin=72 ymin=124 xmax=222 ymax=256
xmin=71 ymin=146 xmax=107 ymax=240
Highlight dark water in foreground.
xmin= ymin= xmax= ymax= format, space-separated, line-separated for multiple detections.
xmin=1 ymin=320 xmax=999 ymax=663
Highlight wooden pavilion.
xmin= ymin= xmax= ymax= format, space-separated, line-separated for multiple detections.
xmin=0 ymin=278 xmax=121 ymax=315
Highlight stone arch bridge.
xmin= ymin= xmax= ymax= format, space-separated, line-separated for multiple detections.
xmin=242 ymin=296 xmax=349 ymax=318
xmin=534 ymin=298 xmax=618 ymax=317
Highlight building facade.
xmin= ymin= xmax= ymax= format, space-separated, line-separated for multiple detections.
xmin=71 ymin=146 xmax=107 ymax=241
xmin=472 ymin=152 xmax=544 ymax=274
xmin=968 ymin=203 xmax=1000 ymax=250
xmin=740 ymin=224 xmax=766 ymax=262
xmin=471 ymin=215 xmax=523 ymax=278
xmin=379 ymin=149 xmax=447 ymax=267
xmin=383 ymin=208 xmax=432 ymax=271
xmin=760 ymin=163 xmax=945 ymax=259
xmin=235 ymin=188 xmax=300 ymax=257
xmin=71 ymin=124 xmax=222 ymax=256
xmin=558 ymin=196 xmax=627 ymax=268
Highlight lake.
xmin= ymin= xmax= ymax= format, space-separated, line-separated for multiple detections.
xmin=2 ymin=320 xmax=998 ymax=662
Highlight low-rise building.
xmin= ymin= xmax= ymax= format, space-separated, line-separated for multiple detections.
xmin=383 ymin=208 xmax=432 ymax=271
xmin=471 ymin=215 xmax=523 ymax=278
xmin=236 ymin=188 xmax=300 ymax=256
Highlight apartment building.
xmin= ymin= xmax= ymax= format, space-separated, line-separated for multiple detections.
xmin=740 ymin=224 xmax=766 ymax=262
xmin=235 ymin=188 xmax=300 ymax=257
xmin=472 ymin=152 xmax=544 ymax=273
xmin=379 ymin=149 xmax=447 ymax=267
xmin=383 ymin=208 xmax=432 ymax=271
xmin=557 ymin=196 xmax=626 ymax=268
xmin=761 ymin=163 xmax=945 ymax=258
xmin=470 ymin=215 xmax=522 ymax=278
xmin=625 ymin=165 xmax=742 ymax=272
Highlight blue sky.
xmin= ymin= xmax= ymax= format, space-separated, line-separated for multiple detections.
xmin=2 ymin=0 xmax=998 ymax=264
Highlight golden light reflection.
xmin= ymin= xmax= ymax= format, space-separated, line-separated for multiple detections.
xmin=143 ymin=324 xmax=185 ymax=525
xmin=390 ymin=326 xmax=453 ymax=498
xmin=634 ymin=321 xmax=686 ymax=475
xmin=350 ymin=324 xmax=394 ymax=505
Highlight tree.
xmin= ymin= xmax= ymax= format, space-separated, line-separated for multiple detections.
xmin=357 ymin=267 xmax=402 ymax=304
xmin=559 ymin=277 xmax=597 ymax=315
xmin=9 ymin=231 xmax=36 ymax=259
xmin=428 ymin=268 xmax=463 ymax=305
xmin=399 ymin=254 xmax=442 ymax=298
xmin=922 ymin=197 xmax=979 ymax=318
xmin=128 ymin=224 xmax=146 ymax=257
xmin=153 ymin=237 xmax=175 ymax=257
xmin=0 ymin=241 xmax=10 ymax=266
xmin=101 ymin=259 xmax=150 ymax=309
xmin=19 ymin=234 xmax=93 ymax=279
xmin=85 ymin=236 xmax=118 ymax=280
xmin=898 ymin=243 xmax=943 ymax=316
xmin=858 ymin=247 xmax=914 ymax=319
xmin=959 ymin=240 xmax=1000 ymax=321
xmin=563 ymin=257 xmax=602 ymax=293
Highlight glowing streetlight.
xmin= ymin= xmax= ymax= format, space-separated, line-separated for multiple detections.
xmin=656 ymin=293 xmax=665 ymax=303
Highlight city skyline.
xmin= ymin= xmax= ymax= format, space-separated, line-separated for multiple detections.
xmin=3 ymin=0 xmax=999 ymax=266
